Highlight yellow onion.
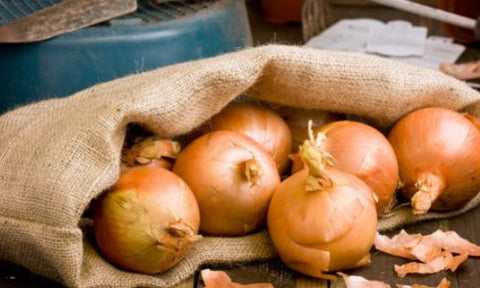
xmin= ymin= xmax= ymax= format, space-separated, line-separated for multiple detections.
xmin=267 ymin=131 xmax=377 ymax=279
xmin=173 ymin=131 xmax=280 ymax=236
xmin=290 ymin=120 xmax=399 ymax=214
xmin=464 ymin=113 xmax=480 ymax=130
xmin=93 ymin=166 xmax=200 ymax=274
xmin=203 ymin=101 xmax=292 ymax=174
xmin=388 ymin=107 xmax=480 ymax=214
xmin=275 ymin=106 xmax=344 ymax=151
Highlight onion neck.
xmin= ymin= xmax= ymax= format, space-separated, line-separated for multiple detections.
xmin=157 ymin=219 xmax=200 ymax=251
xmin=244 ymin=158 xmax=263 ymax=186
xmin=299 ymin=139 xmax=335 ymax=191
xmin=411 ymin=173 xmax=445 ymax=215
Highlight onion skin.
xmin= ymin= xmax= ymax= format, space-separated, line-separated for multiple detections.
xmin=122 ymin=136 xmax=180 ymax=166
xmin=464 ymin=113 xmax=480 ymax=131
xmin=267 ymin=139 xmax=377 ymax=278
xmin=173 ymin=131 xmax=280 ymax=236
xmin=93 ymin=166 xmax=200 ymax=274
xmin=388 ymin=107 xmax=480 ymax=214
xmin=121 ymin=136 xmax=180 ymax=171
xmin=203 ymin=101 xmax=292 ymax=174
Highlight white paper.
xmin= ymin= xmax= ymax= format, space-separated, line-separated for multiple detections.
xmin=306 ymin=19 xmax=384 ymax=52
xmin=366 ymin=20 xmax=427 ymax=57
xmin=305 ymin=19 xmax=465 ymax=70
xmin=396 ymin=36 xmax=465 ymax=69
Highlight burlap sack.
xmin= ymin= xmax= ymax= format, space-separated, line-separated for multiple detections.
xmin=1 ymin=44 xmax=480 ymax=288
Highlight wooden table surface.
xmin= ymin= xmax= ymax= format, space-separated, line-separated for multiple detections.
xmin=193 ymin=206 xmax=480 ymax=288
xmin=2 ymin=2 xmax=480 ymax=287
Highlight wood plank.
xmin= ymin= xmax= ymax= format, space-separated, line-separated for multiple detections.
xmin=331 ymin=226 xmax=456 ymax=287
xmin=294 ymin=275 xmax=328 ymax=288
xmin=196 ymin=203 xmax=480 ymax=288
xmin=330 ymin=207 xmax=480 ymax=288
xmin=446 ymin=206 xmax=480 ymax=288
xmin=196 ymin=260 xmax=298 ymax=287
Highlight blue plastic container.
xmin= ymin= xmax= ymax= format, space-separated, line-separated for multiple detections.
xmin=0 ymin=0 xmax=252 ymax=114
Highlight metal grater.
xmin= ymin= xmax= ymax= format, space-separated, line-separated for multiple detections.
xmin=0 ymin=0 xmax=220 ymax=26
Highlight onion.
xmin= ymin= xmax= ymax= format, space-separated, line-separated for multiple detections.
xmin=173 ymin=131 xmax=280 ymax=236
xmin=317 ymin=121 xmax=399 ymax=214
xmin=267 ymin=129 xmax=378 ymax=279
xmin=93 ymin=166 xmax=200 ymax=274
xmin=121 ymin=136 xmax=180 ymax=170
xmin=203 ymin=101 xmax=292 ymax=174
xmin=463 ymin=113 xmax=480 ymax=131
xmin=275 ymin=106 xmax=344 ymax=151
xmin=388 ymin=107 xmax=480 ymax=214
xmin=290 ymin=121 xmax=399 ymax=214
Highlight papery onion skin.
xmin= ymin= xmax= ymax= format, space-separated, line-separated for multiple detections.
xmin=463 ymin=113 xmax=480 ymax=131
xmin=121 ymin=136 xmax=180 ymax=171
xmin=268 ymin=168 xmax=377 ymax=277
xmin=388 ymin=107 xmax=480 ymax=214
xmin=93 ymin=166 xmax=200 ymax=274
xmin=122 ymin=136 xmax=180 ymax=167
xmin=203 ymin=101 xmax=292 ymax=174
xmin=173 ymin=131 xmax=281 ymax=236
xmin=201 ymin=269 xmax=274 ymax=288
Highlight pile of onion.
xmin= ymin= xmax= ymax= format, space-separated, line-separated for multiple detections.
xmin=202 ymin=101 xmax=292 ymax=174
xmin=93 ymin=166 xmax=200 ymax=274
xmin=267 ymin=125 xmax=378 ymax=279
xmin=290 ymin=120 xmax=399 ymax=214
xmin=388 ymin=107 xmax=480 ymax=214
xmin=173 ymin=130 xmax=280 ymax=236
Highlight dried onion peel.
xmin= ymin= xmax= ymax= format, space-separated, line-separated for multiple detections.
xmin=375 ymin=229 xmax=480 ymax=278
xmin=121 ymin=136 xmax=180 ymax=170
xmin=201 ymin=269 xmax=274 ymax=288
xmin=339 ymin=273 xmax=450 ymax=288
xmin=375 ymin=229 xmax=480 ymax=259
xmin=338 ymin=272 xmax=391 ymax=288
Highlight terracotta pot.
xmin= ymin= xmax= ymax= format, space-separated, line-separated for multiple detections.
xmin=260 ymin=0 xmax=303 ymax=24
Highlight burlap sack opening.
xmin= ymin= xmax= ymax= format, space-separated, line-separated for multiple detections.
xmin=1 ymin=45 xmax=480 ymax=288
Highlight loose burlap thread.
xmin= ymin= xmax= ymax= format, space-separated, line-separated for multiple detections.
xmin=1 ymin=45 xmax=480 ymax=287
